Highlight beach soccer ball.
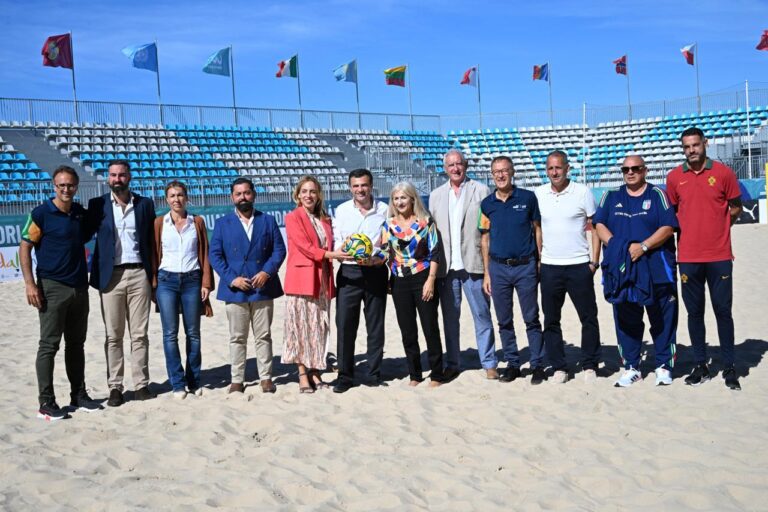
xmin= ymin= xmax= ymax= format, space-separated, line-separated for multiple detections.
xmin=343 ymin=233 xmax=373 ymax=261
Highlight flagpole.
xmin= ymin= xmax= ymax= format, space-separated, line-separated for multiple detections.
xmin=354 ymin=60 xmax=361 ymax=129
xmin=476 ymin=64 xmax=483 ymax=130
xmin=296 ymin=54 xmax=304 ymax=128
xmin=154 ymin=38 xmax=164 ymax=125
xmin=746 ymin=79 xmax=752 ymax=178
xmin=625 ymin=54 xmax=632 ymax=121
xmin=695 ymin=42 xmax=701 ymax=114
xmin=229 ymin=45 xmax=238 ymax=126
xmin=547 ymin=62 xmax=554 ymax=127
xmin=69 ymin=31 xmax=79 ymax=124
xmin=407 ymin=63 xmax=414 ymax=130
xmin=582 ymin=101 xmax=587 ymax=186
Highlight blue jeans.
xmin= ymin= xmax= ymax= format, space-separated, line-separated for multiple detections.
xmin=156 ymin=269 xmax=203 ymax=391
xmin=439 ymin=270 xmax=496 ymax=370
xmin=488 ymin=259 xmax=544 ymax=368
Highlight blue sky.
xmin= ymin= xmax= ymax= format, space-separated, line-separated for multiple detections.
xmin=1 ymin=0 xmax=767 ymax=121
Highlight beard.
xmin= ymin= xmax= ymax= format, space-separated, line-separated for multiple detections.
xmin=236 ymin=200 xmax=254 ymax=213
xmin=109 ymin=182 xmax=129 ymax=194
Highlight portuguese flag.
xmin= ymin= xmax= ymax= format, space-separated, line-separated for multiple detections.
xmin=384 ymin=65 xmax=406 ymax=87
xmin=276 ymin=55 xmax=298 ymax=78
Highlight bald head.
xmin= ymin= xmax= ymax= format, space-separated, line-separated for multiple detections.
xmin=622 ymin=155 xmax=645 ymax=168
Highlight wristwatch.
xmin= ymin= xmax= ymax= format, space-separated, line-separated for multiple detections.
xmin=641 ymin=243 xmax=649 ymax=253
xmin=589 ymin=261 xmax=599 ymax=267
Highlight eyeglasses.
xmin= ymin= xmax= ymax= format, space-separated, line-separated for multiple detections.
xmin=492 ymin=168 xmax=513 ymax=176
xmin=55 ymin=183 xmax=78 ymax=190
xmin=620 ymin=165 xmax=645 ymax=174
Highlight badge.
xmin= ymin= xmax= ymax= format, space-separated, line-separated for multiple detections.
xmin=680 ymin=274 xmax=688 ymax=283
xmin=642 ymin=200 xmax=651 ymax=210
xmin=708 ymin=176 xmax=716 ymax=187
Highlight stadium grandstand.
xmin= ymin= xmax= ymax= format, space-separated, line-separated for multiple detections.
xmin=0 ymin=88 xmax=767 ymax=216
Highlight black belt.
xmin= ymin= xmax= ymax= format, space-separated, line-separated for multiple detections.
xmin=491 ymin=256 xmax=530 ymax=267
xmin=115 ymin=263 xmax=143 ymax=269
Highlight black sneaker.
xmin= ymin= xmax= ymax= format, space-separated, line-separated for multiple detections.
xmin=332 ymin=381 xmax=353 ymax=394
xmin=722 ymin=367 xmax=741 ymax=391
xmin=499 ymin=366 xmax=521 ymax=383
xmin=37 ymin=401 xmax=70 ymax=422
xmin=107 ymin=388 xmax=124 ymax=407
xmin=684 ymin=363 xmax=711 ymax=386
xmin=134 ymin=386 xmax=156 ymax=401
xmin=71 ymin=393 xmax=104 ymax=413
xmin=530 ymin=367 xmax=546 ymax=385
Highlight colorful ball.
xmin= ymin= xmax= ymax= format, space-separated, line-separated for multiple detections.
xmin=342 ymin=233 xmax=373 ymax=261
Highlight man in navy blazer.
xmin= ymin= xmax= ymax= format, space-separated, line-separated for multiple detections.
xmin=87 ymin=160 xmax=156 ymax=407
xmin=209 ymin=177 xmax=286 ymax=394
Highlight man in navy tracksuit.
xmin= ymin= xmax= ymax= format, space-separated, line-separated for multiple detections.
xmin=593 ymin=155 xmax=679 ymax=387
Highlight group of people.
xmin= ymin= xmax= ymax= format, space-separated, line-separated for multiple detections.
xmin=22 ymin=125 xmax=743 ymax=421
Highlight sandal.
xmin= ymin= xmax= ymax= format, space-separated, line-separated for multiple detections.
xmin=298 ymin=372 xmax=315 ymax=394
xmin=309 ymin=370 xmax=329 ymax=389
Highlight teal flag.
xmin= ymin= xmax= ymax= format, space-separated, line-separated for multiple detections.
xmin=333 ymin=59 xmax=357 ymax=83
xmin=121 ymin=43 xmax=158 ymax=72
xmin=203 ymin=47 xmax=231 ymax=76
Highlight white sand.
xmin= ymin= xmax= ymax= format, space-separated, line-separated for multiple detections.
xmin=1 ymin=225 xmax=767 ymax=511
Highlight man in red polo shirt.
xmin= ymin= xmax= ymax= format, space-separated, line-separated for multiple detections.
xmin=666 ymin=127 xmax=743 ymax=390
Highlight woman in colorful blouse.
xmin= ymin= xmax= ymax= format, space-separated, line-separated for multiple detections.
xmin=381 ymin=181 xmax=444 ymax=387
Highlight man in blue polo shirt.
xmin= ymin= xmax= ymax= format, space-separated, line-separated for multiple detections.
xmin=593 ymin=155 xmax=679 ymax=388
xmin=20 ymin=166 xmax=101 ymax=421
xmin=479 ymin=156 xmax=546 ymax=385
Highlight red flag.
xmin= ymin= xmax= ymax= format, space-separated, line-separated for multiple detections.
xmin=680 ymin=44 xmax=695 ymax=65
xmin=460 ymin=67 xmax=477 ymax=86
xmin=613 ymin=55 xmax=627 ymax=75
xmin=757 ymin=30 xmax=768 ymax=51
xmin=41 ymin=33 xmax=73 ymax=69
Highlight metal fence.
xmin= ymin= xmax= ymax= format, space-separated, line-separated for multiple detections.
xmin=2 ymin=85 xmax=767 ymax=133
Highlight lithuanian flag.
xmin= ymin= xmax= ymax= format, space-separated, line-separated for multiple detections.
xmin=384 ymin=65 xmax=406 ymax=87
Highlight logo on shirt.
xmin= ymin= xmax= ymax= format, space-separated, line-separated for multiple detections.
xmin=642 ymin=200 xmax=651 ymax=211
xmin=680 ymin=273 xmax=688 ymax=283
xmin=679 ymin=181 xmax=688 ymax=185
xmin=615 ymin=202 xmax=623 ymax=208
xmin=708 ymin=176 xmax=717 ymax=187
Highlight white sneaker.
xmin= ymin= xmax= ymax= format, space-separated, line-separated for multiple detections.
xmin=193 ymin=388 xmax=203 ymax=397
xmin=551 ymin=370 xmax=569 ymax=384
xmin=654 ymin=367 xmax=673 ymax=386
xmin=583 ymin=369 xmax=597 ymax=382
xmin=172 ymin=390 xmax=187 ymax=400
xmin=614 ymin=367 xmax=642 ymax=387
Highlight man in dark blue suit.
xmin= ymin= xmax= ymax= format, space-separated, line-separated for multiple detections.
xmin=88 ymin=160 xmax=156 ymax=407
xmin=209 ymin=177 xmax=286 ymax=394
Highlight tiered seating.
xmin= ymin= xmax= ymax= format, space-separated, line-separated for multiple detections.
xmin=0 ymin=136 xmax=49 ymax=204
xmin=390 ymin=130 xmax=453 ymax=168
xmin=517 ymin=125 xmax=588 ymax=183
xmin=446 ymin=128 xmax=538 ymax=183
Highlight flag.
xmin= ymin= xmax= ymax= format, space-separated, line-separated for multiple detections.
xmin=533 ymin=63 xmax=549 ymax=81
xmin=613 ymin=55 xmax=627 ymax=75
xmin=680 ymin=44 xmax=695 ymax=65
xmin=384 ymin=65 xmax=406 ymax=87
xmin=122 ymin=43 xmax=158 ymax=72
xmin=41 ymin=33 xmax=73 ymax=69
xmin=203 ymin=47 xmax=231 ymax=76
xmin=333 ymin=59 xmax=357 ymax=83
xmin=276 ymin=55 xmax=298 ymax=78
xmin=757 ymin=30 xmax=768 ymax=51
xmin=460 ymin=66 xmax=477 ymax=86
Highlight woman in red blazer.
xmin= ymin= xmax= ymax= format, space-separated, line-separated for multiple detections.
xmin=282 ymin=176 xmax=351 ymax=393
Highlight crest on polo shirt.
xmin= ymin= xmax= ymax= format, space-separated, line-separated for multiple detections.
xmin=680 ymin=273 xmax=688 ymax=283
xmin=708 ymin=176 xmax=716 ymax=187
xmin=642 ymin=200 xmax=651 ymax=210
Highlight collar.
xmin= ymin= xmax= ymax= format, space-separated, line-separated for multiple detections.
xmin=546 ymin=180 xmax=573 ymax=196
xmin=110 ymin=191 xmax=134 ymax=205
xmin=164 ymin=212 xmax=193 ymax=226
xmin=682 ymin=157 xmax=713 ymax=173
xmin=235 ymin=208 xmax=258 ymax=223
xmin=449 ymin=177 xmax=470 ymax=191
xmin=493 ymin=186 xmax=517 ymax=202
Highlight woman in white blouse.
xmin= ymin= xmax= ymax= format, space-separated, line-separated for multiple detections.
xmin=152 ymin=181 xmax=214 ymax=399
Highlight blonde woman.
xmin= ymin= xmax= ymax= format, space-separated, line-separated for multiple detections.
xmin=282 ymin=176 xmax=351 ymax=393
xmin=380 ymin=182 xmax=444 ymax=387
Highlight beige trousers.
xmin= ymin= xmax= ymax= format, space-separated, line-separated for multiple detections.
xmin=100 ymin=267 xmax=152 ymax=391
xmin=225 ymin=300 xmax=274 ymax=383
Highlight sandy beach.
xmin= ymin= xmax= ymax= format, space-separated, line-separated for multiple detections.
xmin=1 ymin=224 xmax=766 ymax=511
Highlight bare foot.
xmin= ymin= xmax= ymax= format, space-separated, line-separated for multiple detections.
xmin=428 ymin=380 xmax=442 ymax=388
xmin=408 ymin=380 xmax=421 ymax=387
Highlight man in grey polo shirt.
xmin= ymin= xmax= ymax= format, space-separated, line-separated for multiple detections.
xmin=430 ymin=149 xmax=497 ymax=380
xmin=535 ymin=150 xmax=602 ymax=383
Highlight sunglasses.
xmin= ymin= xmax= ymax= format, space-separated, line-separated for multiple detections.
xmin=620 ymin=165 xmax=645 ymax=174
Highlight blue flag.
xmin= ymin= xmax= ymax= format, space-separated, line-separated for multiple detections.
xmin=122 ymin=43 xmax=158 ymax=72
xmin=203 ymin=47 xmax=231 ymax=76
xmin=333 ymin=59 xmax=357 ymax=83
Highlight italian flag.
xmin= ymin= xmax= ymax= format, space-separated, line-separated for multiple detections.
xmin=276 ymin=55 xmax=298 ymax=78
xmin=384 ymin=65 xmax=406 ymax=87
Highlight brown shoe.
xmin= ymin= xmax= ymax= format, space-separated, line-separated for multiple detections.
xmin=486 ymin=368 xmax=500 ymax=380
xmin=228 ymin=383 xmax=244 ymax=394
xmin=260 ymin=379 xmax=276 ymax=394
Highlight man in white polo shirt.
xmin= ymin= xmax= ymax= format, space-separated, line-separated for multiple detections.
xmin=535 ymin=150 xmax=602 ymax=383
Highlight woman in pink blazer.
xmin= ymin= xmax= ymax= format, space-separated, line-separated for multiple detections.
xmin=282 ymin=176 xmax=351 ymax=393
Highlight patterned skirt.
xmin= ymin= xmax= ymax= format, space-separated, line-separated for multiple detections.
xmin=281 ymin=287 xmax=330 ymax=369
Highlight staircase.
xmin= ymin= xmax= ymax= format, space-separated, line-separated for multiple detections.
xmin=0 ymin=128 xmax=93 ymax=183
